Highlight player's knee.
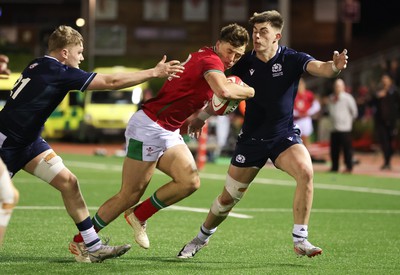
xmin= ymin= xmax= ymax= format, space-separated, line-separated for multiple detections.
xmin=0 ymin=185 xmax=18 ymax=227
xmin=60 ymin=173 xmax=79 ymax=193
xmin=34 ymin=152 xmax=66 ymax=183
xmin=0 ymin=167 xmax=17 ymax=207
xmin=210 ymin=196 xmax=234 ymax=217
xmin=191 ymin=173 xmax=201 ymax=191
xmin=225 ymin=174 xmax=250 ymax=204
xmin=179 ymin=172 xmax=201 ymax=195
xmin=210 ymin=175 xmax=250 ymax=217
xmin=296 ymin=163 xmax=313 ymax=185
xmin=188 ymin=175 xmax=201 ymax=194
xmin=1 ymin=188 xmax=19 ymax=211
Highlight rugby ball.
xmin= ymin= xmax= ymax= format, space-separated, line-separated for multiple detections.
xmin=211 ymin=75 xmax=243 ymax=115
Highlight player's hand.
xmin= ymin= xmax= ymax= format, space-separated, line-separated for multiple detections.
xmin=153 ymin=55 xmax=184 ymax=79
xmin=187 ymin=118 xmax=206 ymax=139
xmin=332 ymin=49 xmax=348 ymax=71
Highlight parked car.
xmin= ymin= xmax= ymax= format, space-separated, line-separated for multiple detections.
xmin=41 ymin=90 xmax=84 ymax=140
xmin=77 ymin=66 xmax=148 ymax=142
xmin=0 ymin=72 xmax=20 ymax=110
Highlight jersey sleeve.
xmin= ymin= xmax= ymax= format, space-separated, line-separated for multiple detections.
xmin=201 ymin=54 xmax=224 ymax=76
xmin=297 ymin=52 xmax=316 ymax=73
xmin=60 ymin=66 xmax=96 ymax=92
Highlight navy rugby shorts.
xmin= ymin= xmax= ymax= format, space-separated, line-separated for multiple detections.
xmin=0 ymin=136 xmax=51 ymax=177
xmin=231 ymin=130 xmax=302 ymax=169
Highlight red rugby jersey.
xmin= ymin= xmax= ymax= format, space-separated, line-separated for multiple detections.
xmin=142 ymin=47 xmax=224 ymax=131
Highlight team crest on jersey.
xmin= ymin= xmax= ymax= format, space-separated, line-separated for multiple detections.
xmin=272 ymin=63 xmax=283 ymax=77
xmin=235 ymin=154 xmax=245 ymax=163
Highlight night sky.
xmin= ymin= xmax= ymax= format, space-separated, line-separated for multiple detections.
xmin=353 ymin=1 xmax=400 ymax=37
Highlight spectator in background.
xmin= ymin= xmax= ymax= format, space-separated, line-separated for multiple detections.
xmin=387 ymin=58 xmax=400 ymax=87
xmin=317 ymin=93 xmax=333 ymax=143
xmin=293 ymin=78 xmax=322 ymax=162
xmin=354 ymin=85 xmax=370 ymax=120
xmin=369 ymin=73 xmax=400 ymax=170
xmin=327 ymin=78 xmax=358 ymax=173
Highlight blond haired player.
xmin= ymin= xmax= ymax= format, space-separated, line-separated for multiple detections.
xmin=0 ymin=26 xmax=184 ymax=262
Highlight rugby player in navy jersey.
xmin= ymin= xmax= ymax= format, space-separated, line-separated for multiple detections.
xmin=178 ymin=10 xmax=348 ymax=258
xmin=0 ymin=25 xmax=183 ymax=262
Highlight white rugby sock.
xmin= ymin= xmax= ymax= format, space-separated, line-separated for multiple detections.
xmin=197 ymin=224 xmax=217 ymax=243
xmin=292 ymin=224 xmax=308 ymax=242
xmin=80 ymin=227 xmax=102 ymax=252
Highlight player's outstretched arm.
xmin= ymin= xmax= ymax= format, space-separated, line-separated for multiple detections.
xmin=307 ymin=49 xmax=349 ymax=78
xmin=88 ymin=55 xmax=184 ymax=91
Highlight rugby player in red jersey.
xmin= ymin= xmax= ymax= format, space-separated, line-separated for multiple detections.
xmin=70 ymin=23 xmax=255 ymax=260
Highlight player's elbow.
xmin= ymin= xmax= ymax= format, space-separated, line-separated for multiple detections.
xmin=247 ymin=87 xmax=255 ymax=98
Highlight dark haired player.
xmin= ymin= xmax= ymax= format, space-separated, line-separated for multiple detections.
xmin=178 ymin=10 xmax=348 ymax=258
xmin=70 ymin=23 xmax=254 ymax=261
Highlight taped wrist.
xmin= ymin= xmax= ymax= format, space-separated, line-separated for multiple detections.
xmin=198 ymin=110 xmax=211 ymax=121
xmin=332 ymin=62 xmax=341 ymax=73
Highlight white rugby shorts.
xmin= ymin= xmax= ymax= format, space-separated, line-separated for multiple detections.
xmin=125 ymin=110 xmax=185 ymax=161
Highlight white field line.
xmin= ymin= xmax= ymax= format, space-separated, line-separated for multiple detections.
xmin=62 ymin=161 xmax=400 ymax=196
xmin=15 ymin=161 xmax=400 ymax=219
xmin=14 ymin=205 xmax=252 ymax=219
xmin=14 ymin=205 xmax=400 ymax=216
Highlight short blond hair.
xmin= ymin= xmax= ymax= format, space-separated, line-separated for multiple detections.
xmin=48 ymin=25 xmax=84 ymax=52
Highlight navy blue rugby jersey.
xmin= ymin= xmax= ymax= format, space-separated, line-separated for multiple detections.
xmin=0 ymin=56 xmax=96 ymax=144
xmin=232 ymin=46 xmax=315 ymax=140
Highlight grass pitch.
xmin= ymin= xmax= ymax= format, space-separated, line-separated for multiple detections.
xmin=1 ymin=153 xmax=399 ymax=274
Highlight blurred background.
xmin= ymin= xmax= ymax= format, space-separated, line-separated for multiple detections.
xmin=1 ymin=0 xmax=400 ymax=162
xmin=1 ymin=0 xmax=399 ymax=84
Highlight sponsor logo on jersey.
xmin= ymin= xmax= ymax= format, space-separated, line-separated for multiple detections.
xmin=249 ymin=69 xmax=255 ymax=76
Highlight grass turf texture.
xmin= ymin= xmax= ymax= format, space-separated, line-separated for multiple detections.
xmin=1 ymin=153 xmax=399 ymax=274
